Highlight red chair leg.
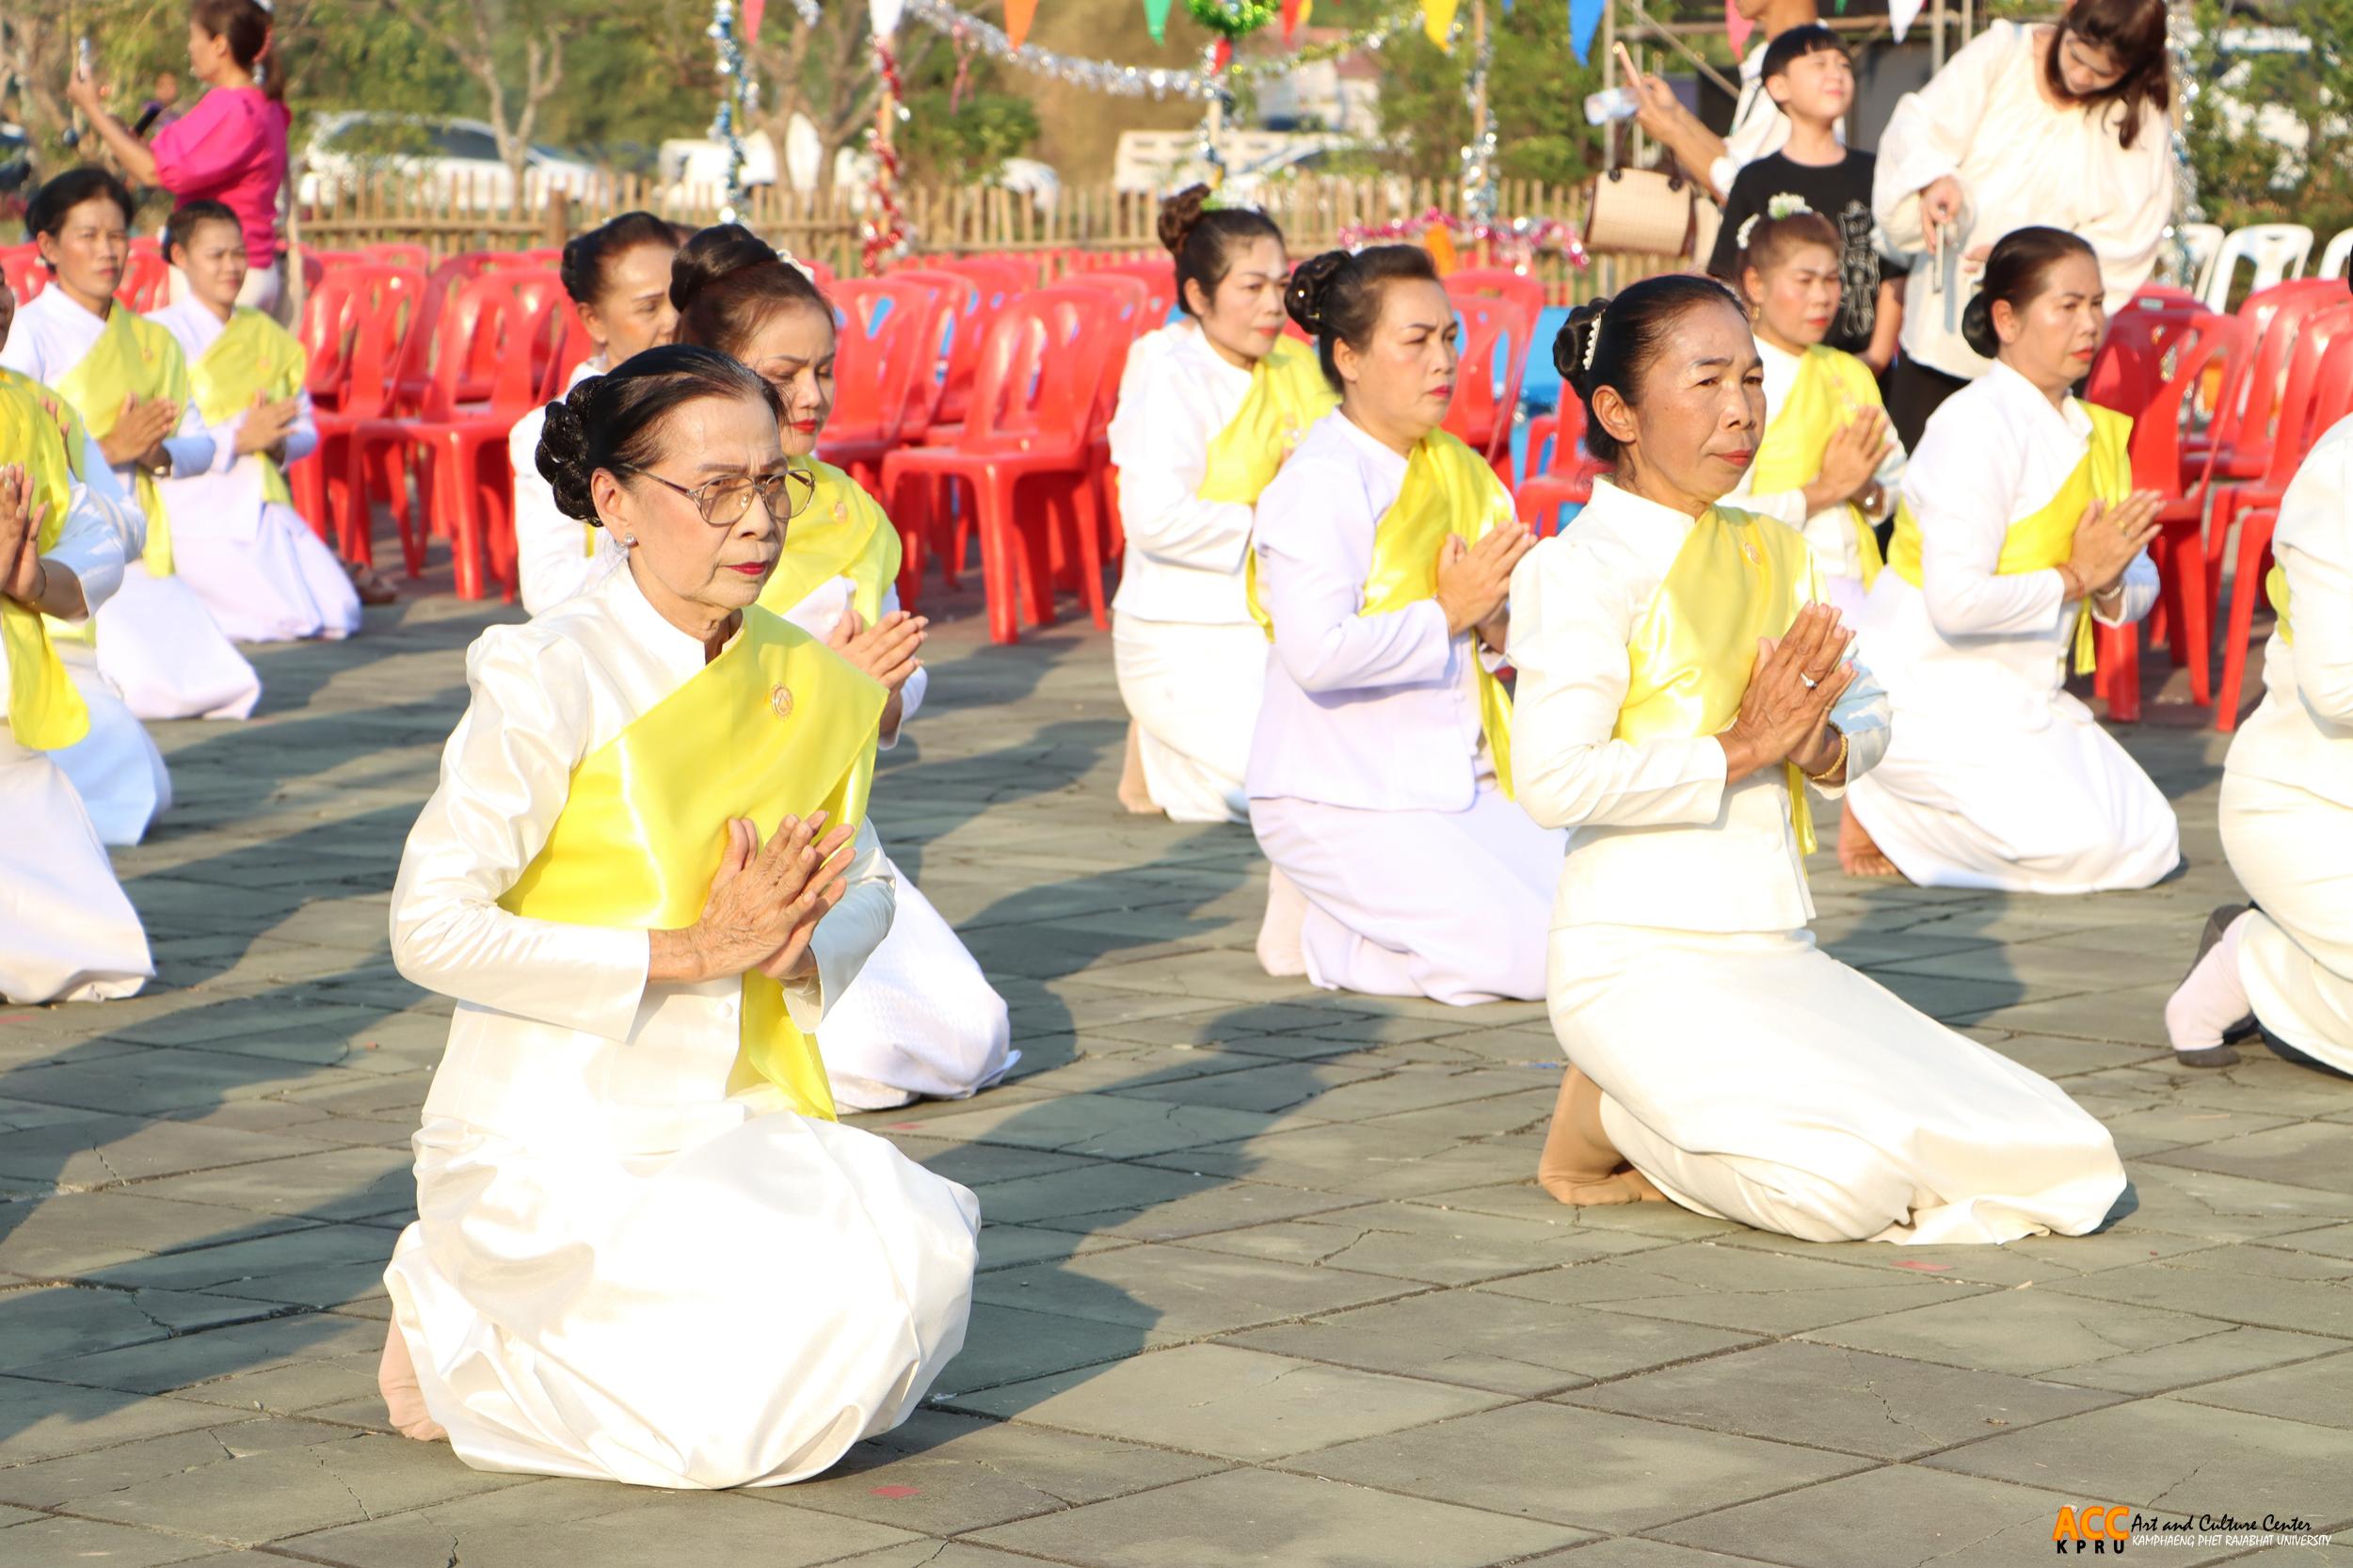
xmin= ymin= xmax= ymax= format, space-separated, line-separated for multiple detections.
xmin=975 ymin=468 xmax=1022 ymax=645
xmin=2100 ymin=621 xmax=2141 ymax=724
xmin=2214 ymin=513 xmax=2276 ymax=732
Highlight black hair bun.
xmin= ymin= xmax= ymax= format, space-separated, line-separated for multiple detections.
xmin=1157 ymin=184 xmax=1211 ymax=258
xmin=535 ymin=385 xmax=600 ymax=524
xmin=1553 ymin=296 xmax=1611 ymax=396
xmin=1284 ymin=249 xmax=1351 ymax=335
xmin=1960 ymin=291 xmax=1999 ymax=360
xmin=668 ymin=223 xmax=784 ymax=314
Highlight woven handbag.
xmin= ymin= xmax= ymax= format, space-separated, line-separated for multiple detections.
xmin=1583 ymin=167 xmax=1696 ymax=258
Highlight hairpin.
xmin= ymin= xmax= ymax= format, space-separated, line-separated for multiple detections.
xmin=1582 ymin=307 xmax=1604 ymax=371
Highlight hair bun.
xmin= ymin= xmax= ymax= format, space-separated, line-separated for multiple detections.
xmin=1553 ymin=297 xmax=1611 ymax=396
xmin=535 ymin=387 xmax=600 ymax=523
xmin=669 ymin=222 xmax=787 ymax=314
xmin=1960 ymin=291 xmax=1999 ymax=360
xmin=1157 ymin=184 xmax=1212 ymax=258
xmin=1284 ymin=249 xmax=1351 ymax=335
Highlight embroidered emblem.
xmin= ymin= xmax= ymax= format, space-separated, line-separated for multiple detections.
xmin=769 ymin=683 xmax=795 ymax=719
xmin=832 ymin=500 xmax=848 ymax=521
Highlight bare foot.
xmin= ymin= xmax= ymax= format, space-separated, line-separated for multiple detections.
xmin=1256 ymin=867 xmax=1308 ymax=978
xmin=1117 ymin=722 xmax=1163 ymax=815
xmin=1838 ymin=800 xmax=1903 ymax=879
xmin=1537 ymin=1066 xmax=1668 ymax=1207
xmin=377 ymin=1322 xmax=448 ymax=1443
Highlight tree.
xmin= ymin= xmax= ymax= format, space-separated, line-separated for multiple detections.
xmin=369 ymin=0 xmax=582 ymax=184
xmin=1373 ymin=0 xmax=1611 ymax=188
xmin=740 ymin=7 xmax=946 ymax=191
xmin=2182 ymin=0 xmax=2353 ymax=240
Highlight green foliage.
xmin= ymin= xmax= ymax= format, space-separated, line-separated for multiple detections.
xmin=898 ymin=90 xmax=1044 ymax=184
xmin=2183 ymin=0 xmax=2353 ymax=240
xmin=1372 ymin=3 xmax=1609 ymax=187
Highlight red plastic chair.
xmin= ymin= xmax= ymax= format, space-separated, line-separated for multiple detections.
xmin=2210 ymin=313 xmax=2353 ymax=728
xmin=878 ymin=286 xmax=1122 ymax=639
xmin=1442 ymin=292 xmax=1536 ymax=484
xmin=352 ymin=275 xmax=565 ymax=597
xmin=2088 ymin=302 xmax=2207 ymax=424
xmin=1091 ymin=258 xmax=1177 ymax=328
xmin=296 ymin=264 xmax=427 ymax=563
xmin=2097 ymin=312 xmax=2249 ymax=717
xmin=1059 ymin=271 xmax=1154 ymax=343
xmin=897 ymin=265 xmax=1015 ymax=434
xmin=1513 ymin=399 xmax=1604 ymax=535
xmin=817 ymin=277 xmax=951 ymax=491
xmin=114 ymin=248 xmax=171 ymax=312
xmin=392 ymin=253 xmax=510 ymax=413
xmin=0 ymin=246 xmax=45 ymax=305
xmin=363 ymin=242 xmax=432 ymax=272
xmin=880 ymin=268 xmax=978 ymax=441
xmin=930 ymin=256 xmax=1030 ymax=312
xmin=1448 ymin=266 xmax=1547 ymax=318
xmin=2185 ymin=279 xmax=2350 ymax=486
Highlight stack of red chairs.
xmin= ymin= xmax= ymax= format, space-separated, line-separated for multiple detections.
xmin=296 ymin=263 xmax=427 ymax=566
xmin=1447 ymin=266 xmax=1546 ymax=319
xmin=1 ymin=244 xmax=47 ymax=303
xmin=1514 ymin=400 xmax=1605 ymax=536
xmin=819 ymin=277 xmax=953 ymax=498
xmin=1442 ymin=288 xmax=1536 ymax=485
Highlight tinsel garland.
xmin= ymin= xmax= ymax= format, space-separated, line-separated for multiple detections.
xmin=707 ymin=0 xmax=760 ymax=222
xmin=2163 ymin=0 xmax=2204 ymax=286
xmin=1457 ymin=13 xmax=1497 ymax=225
xmin=862 ymin=38 xmax=913 ymax=271
xmin=896 ymin=0 xmax=1403 ymax=100
xmin=1339 ymin=208 xmax=1592 ymax=270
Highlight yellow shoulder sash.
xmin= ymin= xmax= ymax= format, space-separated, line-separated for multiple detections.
xmin=55 ymin=307 xmax=191 ymax=577
xmin=1247 ymin=427 xmax=1521 ymax=795
xmin=0 ymin=383 xmax=93 ymax=750
xmin=1198 ymin=336 xmax=1337 ymax=505
xmin=1886 ymin=399 xmax=2133 ymax=675
xmin=759 ymin=458 xmax=904 ymax=626
xmin=2266 ymin=565 xmax=2293 ymax=648
xmin=190 ymin=308 xmax=307 ymax=507
xmin=1615 ymin=506 xmax=1820 ymax=854
xmin=497 ymin=608 xmax=888 ymax=1117
xmin=1749 ymin=345 xmax=1886 ymax=586
xmin=0 ymin=367 xmax=90 ymax=482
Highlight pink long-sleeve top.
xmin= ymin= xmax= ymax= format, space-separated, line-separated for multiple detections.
xmin=150 ymin=87 xmax=289 ymax=267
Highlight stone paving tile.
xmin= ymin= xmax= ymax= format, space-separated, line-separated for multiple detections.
xmin=3 ymin=585 xmax=2348 ymax=1564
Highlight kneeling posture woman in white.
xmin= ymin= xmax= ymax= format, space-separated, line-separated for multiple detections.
xmin=380 ymin=346 xmax=977 ymax=1486
xmin=1841 ymin=226 xmax=2176 ymax=889
xmin=1106 ymin=184 xmax=1330 ymax=821
xmin=2166 ymin=408 xmax=2353 ymax=1074
xmin=668 ymin=222 xmax=1013 ymax=1111
xmin=1246 ymin=245 xmax=1562 ymax=1003
xmin=149 ymin=200 xmax=361 ymax=643
xmin=1511 ymin=275 xmax=2125 ymax=1243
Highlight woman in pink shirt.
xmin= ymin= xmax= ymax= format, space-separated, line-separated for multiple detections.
xmin=69 ymin=0 xmax=290 ymax=320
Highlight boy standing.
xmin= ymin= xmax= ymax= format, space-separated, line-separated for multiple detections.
xmin=1706 ymin=25 xmax=1905 ymax=371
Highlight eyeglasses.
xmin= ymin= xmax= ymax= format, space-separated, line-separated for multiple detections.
xmin=617 ymin=463 xmax=815 ymax=527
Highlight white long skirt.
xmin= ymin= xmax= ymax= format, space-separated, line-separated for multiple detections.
xmin=1250 ymin=784 xmax=1563 ymax=1004
xmin=0 ymin=735 xmax=152 ymax=1004
xmin=382 ymin=1097 xmax=980 ymax=1490
xmin=2222 ymin=770 xmax=2353 ymax=1073
xmin=821 ymin=860 xmax=1016 ymax=1112
xmin=92 ymin=564 xmax=262 ymax=721
xmin=1550 ymin=923 xmax=2127 ymax=1244
xmin=174 ymin=501 xmax=363 ymax=644
xmin=1845 ymin=664 xmax=2178 ymax=893
xmin=1112 ymin=614 xmax=1263 ymax=824
xmin=55 ymin=649 xmax=172 ymax=846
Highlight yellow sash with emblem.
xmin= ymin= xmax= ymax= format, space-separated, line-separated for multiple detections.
xmin=0 ymin=367 xmax=91 ymax=481
xmin=189 ymin=308 xmax=306 ymax=508
xmin=1886 ymin=400 xmax=2133 ymax=676
xmin=1615 ymin=505 xmax=1821 ymax=856
xmin=760 ymin=458 xmax=904 ymax=626
xmin=496 ymin=608 xmax=887 ymax=1118
xmin=1247 ymin=427 xmax=1520 ymax=796
xmin=1198 ymin=337 xmax=1338 ymax=505
xmin=55 ymin=306 xmax=191 ymax=577
xmin=1749 ymin=344 xmax=1887 ymax=587
xmin=0 ymin=383 xmax=93 ymax=750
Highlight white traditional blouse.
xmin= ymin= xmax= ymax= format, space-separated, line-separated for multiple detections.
xmin=1507 ymin=478 xmax=1890 ymax=936
xmin=390 ymin=564 xmax=895 ymax=1146
xmin=1723 ymin=336 xmax=1908 ymax=580
xmin=2230 ymin=413 xmax=2353 ymax=808
xmin=1105 ymin=321 xmax=1259 ymax=627
xmin=1872 ymin=20 xmax=2170 ymax=379
xmin=511 ymin=359 xmax=628 ymax=616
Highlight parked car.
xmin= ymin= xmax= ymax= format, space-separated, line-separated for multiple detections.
xmin=296 ymin=113 xmax=600 ymax=210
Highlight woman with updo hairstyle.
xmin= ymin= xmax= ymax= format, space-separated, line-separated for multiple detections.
xmin=511 ymin=210 xmax=681 ymax=614
xmin=2 ymin=168 xmax=262 ymax=732
xmin=670 ymin=221 xmax=1012 ymax=1113
xmin=1843 ymin=225 xmax=2174 ymax=893
xmin=380 ymin=342 xmax=978 ymax=1486
xmin=1720 ymin=206 xmax=1904 ymax=616
xmin=1872 ymin=0 xmax=2171 ymax=448
xmin=1103 ymin=184 xmax=1324 ymax=822
xmin=1241 ymin=243 xmax=1560 ymax=1003
xmin=1508 ymin=273 xmax=2123 ymax=1243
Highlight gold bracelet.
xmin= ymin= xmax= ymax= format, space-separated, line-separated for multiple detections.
xmin=1804 ymin=728 xmax=1850 ymax=783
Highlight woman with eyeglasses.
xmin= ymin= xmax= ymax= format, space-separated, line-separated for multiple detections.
xmin=667 ymin=222 xmax=1014 ymax=1114
xmin=378 ymin=344 xmax=978 ymax=1487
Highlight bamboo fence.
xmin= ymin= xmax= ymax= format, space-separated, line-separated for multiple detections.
xmin=292 ymin=168 xmax=1688 ymax=302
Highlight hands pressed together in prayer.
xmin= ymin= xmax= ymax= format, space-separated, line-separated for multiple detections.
xmin=0 ymin=463 xmax=78 ymax=618
xmin=2060 ymin=491 xmax=2161 ymax=607
xmin=652 ymin=811 xmax=856 ymax=986
xmin=1435 ymin=521 xmax=1535 ymax=651
xmin=1804 ymin=410 xmax=1894 ymax=517
xmin=100 ymin=392 xmax=178 ymax=473
xmin=826 ymin=605 xmax=927 ymax=737
xmin=1719 ymin=602 xmax=1856 ymax=786
xmin=234 ymin=393 xmax=300 ymax=462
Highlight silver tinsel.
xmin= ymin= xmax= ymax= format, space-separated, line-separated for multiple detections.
xmin=895 ymin=0 xmax=1397 ymax=102
xmin=2164 ymin=0 xmax=2204 ymax=285
xmin=708 ymin=0 xmax=757 ymax=221
xmin=1457 ymin=13 xmax=1497 ymax=225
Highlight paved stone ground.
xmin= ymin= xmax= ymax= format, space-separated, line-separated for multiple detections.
xmin=4 ymin=575 xmax=2351 ymax=1568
